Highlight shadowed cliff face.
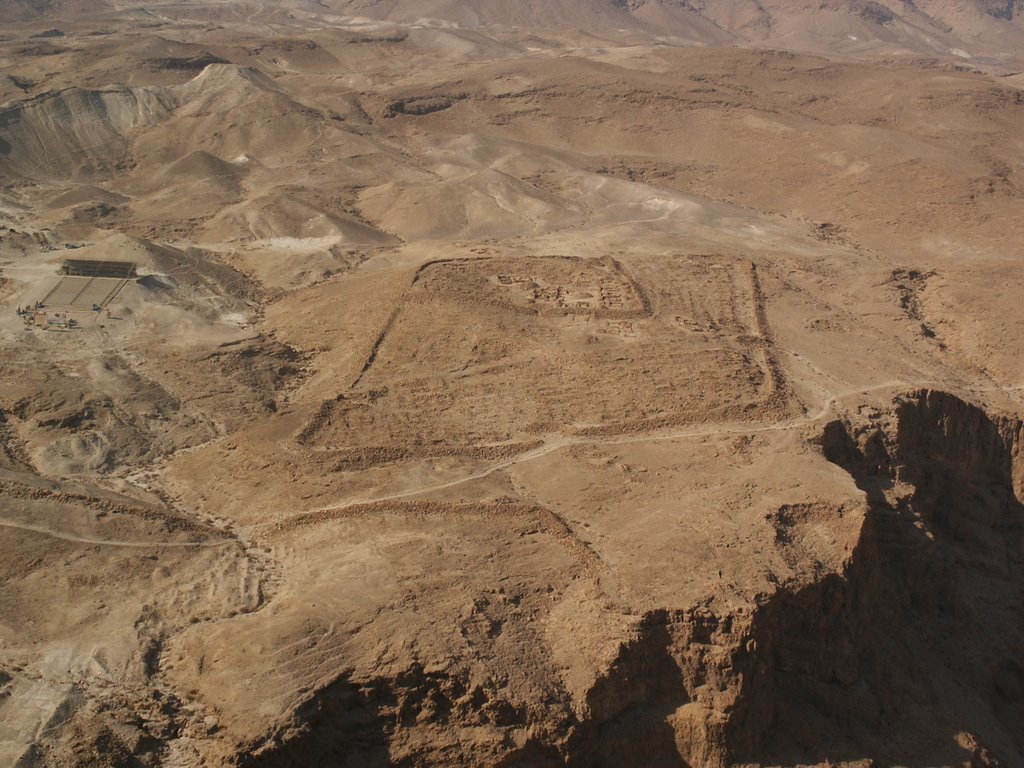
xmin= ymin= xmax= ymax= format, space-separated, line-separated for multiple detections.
xmin=748 ymin=390 xmax=1024 ymax=767
xmin=235 ymin=391 xmax=1023 ymax=768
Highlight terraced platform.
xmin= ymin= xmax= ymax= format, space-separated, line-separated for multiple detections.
xmin=41 ymin=275 xmax=127 ymax=308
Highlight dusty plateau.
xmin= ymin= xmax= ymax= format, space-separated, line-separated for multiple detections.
xmin=0 ymin=0 xmax=1023 ymax=765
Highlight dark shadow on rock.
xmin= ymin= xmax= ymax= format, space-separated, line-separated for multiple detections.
xmin=495 ymin=740 xmax=564 ymax=768
xmin=240 ymin=672 xmax=393 ymax=768
xmin=136 ymin=274 xmax=177 ymax=291
xmin=568 ymin=613 xmax=692 ymax=768
xmin=737 ymin=390 xmax=1024 ymax=767
xmin=820 ymin=418 xmax=893 ymax=507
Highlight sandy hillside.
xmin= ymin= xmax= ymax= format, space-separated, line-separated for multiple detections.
xmin=0 ymin=3 xmax=1023 ymax=768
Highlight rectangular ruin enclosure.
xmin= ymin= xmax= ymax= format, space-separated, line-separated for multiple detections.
xmin=299 ymin=254 xmax=784 ymax=464
xmin=59 ymin=259 xmax=137 ymax=279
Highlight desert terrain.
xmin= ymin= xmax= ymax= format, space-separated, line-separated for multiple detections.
xmin=0 ymin=0 xmax=1023 ymax=766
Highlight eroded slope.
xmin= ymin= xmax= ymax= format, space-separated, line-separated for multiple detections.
xmin=0 ymin=17 xmax=1021 ymax=768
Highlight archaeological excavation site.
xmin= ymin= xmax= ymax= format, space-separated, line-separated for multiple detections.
xmin=0 ymin=0 xmax=1022 ymax=765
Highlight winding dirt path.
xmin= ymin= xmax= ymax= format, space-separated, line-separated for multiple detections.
xmin=0 ymin=518 xmax=234 ymax=548
xmin=274 ymin=379 xmax=920 ymax=525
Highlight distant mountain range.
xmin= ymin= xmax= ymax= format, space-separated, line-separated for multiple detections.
xmin=3 ymin=0 xmax=1023 ymax=67
xmin=325 ymin=0 xmax=1024 ymax=65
